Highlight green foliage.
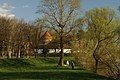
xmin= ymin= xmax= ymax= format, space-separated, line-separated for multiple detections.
xmin=72 ymin=7 xmax=120 ymax=79
xmin=0 ymin=58 xmax=113 ymax=80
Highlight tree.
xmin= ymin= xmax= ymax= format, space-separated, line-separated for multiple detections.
xmin=37 ymin=0 xmax=82 ymax=66
xmin=72 ymin=8 xmax=119 ymax=74
xmin=0 ymin=17 xmax=18 ymax=58
xmin=34 ymin=19 xmax=46 ymax=58
xmin=0 ymin=17 xmax=11 ymax=58
xmin=85 ymin=8 xmax=118 ymax=73
xmin=0 ymin=17 xmax=41 ymax=58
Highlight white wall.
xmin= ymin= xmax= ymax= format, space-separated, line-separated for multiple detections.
xmin=35 ymin=49 xmax=71 ymax=54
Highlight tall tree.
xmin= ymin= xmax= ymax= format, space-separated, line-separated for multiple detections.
xmin=37 ymin=0 xmax=82 ymax=66
xmin=85 ymin=8 xmax=117 ymax=73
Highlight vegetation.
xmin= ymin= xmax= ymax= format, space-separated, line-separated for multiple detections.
xmin=72 ymin=8 xmax=120 ymax=79
xmin=0 ymin=0 xmax=119 ymax=80
xmin=37 ymin=0 xmax=83 ymax=66
xmin=0 ymin=58 xmax=114 ymax=80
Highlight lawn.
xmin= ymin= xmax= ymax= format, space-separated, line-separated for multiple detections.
xmin=0 ymin=57 xmax=114 ymax=80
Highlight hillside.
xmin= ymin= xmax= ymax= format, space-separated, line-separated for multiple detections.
xmin=0 ymin=58 xmax=114 ymax=80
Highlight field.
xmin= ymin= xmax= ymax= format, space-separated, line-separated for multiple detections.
xmin=0 ymin=57 xmax=114 ymax=80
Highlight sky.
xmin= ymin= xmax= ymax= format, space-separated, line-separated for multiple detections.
xmin=0 ymin=0 xmax=120 ymax=22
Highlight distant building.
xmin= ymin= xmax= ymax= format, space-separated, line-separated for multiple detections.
xmin=36 ymin=31 xmax=71 ymax=54
xmin=40 ymin=31 xmax=53 ymax=45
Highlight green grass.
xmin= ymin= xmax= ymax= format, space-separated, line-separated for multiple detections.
xmin=0 ymin=57 xmax=114 ymax=80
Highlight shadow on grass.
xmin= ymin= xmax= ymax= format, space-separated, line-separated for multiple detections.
xmin=27 ymin=65 xmax=85 ymax=71
xmin=0 ymin=71 xmax=113 ymax=80
xmin=0 ymin=59 xmax=34 ymax=67
xmin=0 ymin=58 xmax=58 ymax=68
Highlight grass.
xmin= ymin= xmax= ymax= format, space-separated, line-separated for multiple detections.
xmin=0 ymin=57 xmax=114 ymax=80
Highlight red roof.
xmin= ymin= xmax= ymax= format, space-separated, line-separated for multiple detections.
xmin=40 ymin=31 xmax=53 ymax=45
xmin=43 ymin=31 xmax=52 ymax=40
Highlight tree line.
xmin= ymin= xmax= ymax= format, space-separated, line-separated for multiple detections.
xmin=0 ymin=17 xmax=44 ymax=58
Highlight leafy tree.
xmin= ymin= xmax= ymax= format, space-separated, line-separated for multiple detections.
xmin=85 ymin=8 xmax=118 ymax=73
xmin=72 ymin=8 xmax=119 ymax=76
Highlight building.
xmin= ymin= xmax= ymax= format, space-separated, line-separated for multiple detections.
xmin=36 ymin=31 xmax=71 ymax=54
xmin=40 ymin=31 xmax=52 ymax=45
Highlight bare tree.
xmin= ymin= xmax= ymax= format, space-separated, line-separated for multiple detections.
xmin=37 ymin=0 xmax=82 ymax=66
xmin=33 ymin=20 xmax=45 ymax=58
xmin=0 ymin=17 xmax=41 ymax=58
xmin=0 ymin=17 xmax=17 ymax=58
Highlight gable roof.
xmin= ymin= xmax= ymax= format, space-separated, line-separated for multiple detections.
xmin=38 ymin=31 xmax=71 ymax=49
xmin=43 ymin=31 xmax=52 ymax=40
xmin=40 ymin=31 xmax=53 ymax=45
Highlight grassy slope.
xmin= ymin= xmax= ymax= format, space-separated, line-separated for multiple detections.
xmin=0 ymin=57 xmax=114 ymax=80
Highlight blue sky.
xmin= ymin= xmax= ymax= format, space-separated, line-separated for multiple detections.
xmin=81 ymin=0 xmax=120 ymax=11
xmin=0 ymin=0 xmax=119 ymax=22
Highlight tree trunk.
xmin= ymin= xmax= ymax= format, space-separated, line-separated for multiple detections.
xmin=42 ymin=45 xmax=47 ymax=57
xmin=94 ymin=59 xmax=98 ymax=73
xmin=92 ymin=41 xmax=100 ymax=73
xmin=1 ymin=48 xmax=4 ymax=58
xmin=8 ymin=35 xmax=12 ymax=58
xmin=26 ymin=47 xmax=30 ymax=58
xmin=1 ymin=51 xmax=4 ymax=58
xmin=17 ymin=48 xmax=21 ymax=58
xmin=93 ymin=53 xmax=99 ymax=73
xmin=34 ymin=45 xmax=38 ymax=58
xmin=55 ymin=49 xmax=56 ymax=53
xmin=58 ymin=34 xmax=64 ymax=66
xmin=8 ymin=47 xmax=12 ymax=58
xmin=35 ymin=49 xmax=37 ymax=58
xmin=25 ymin=43 xmax=29 ymax=58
